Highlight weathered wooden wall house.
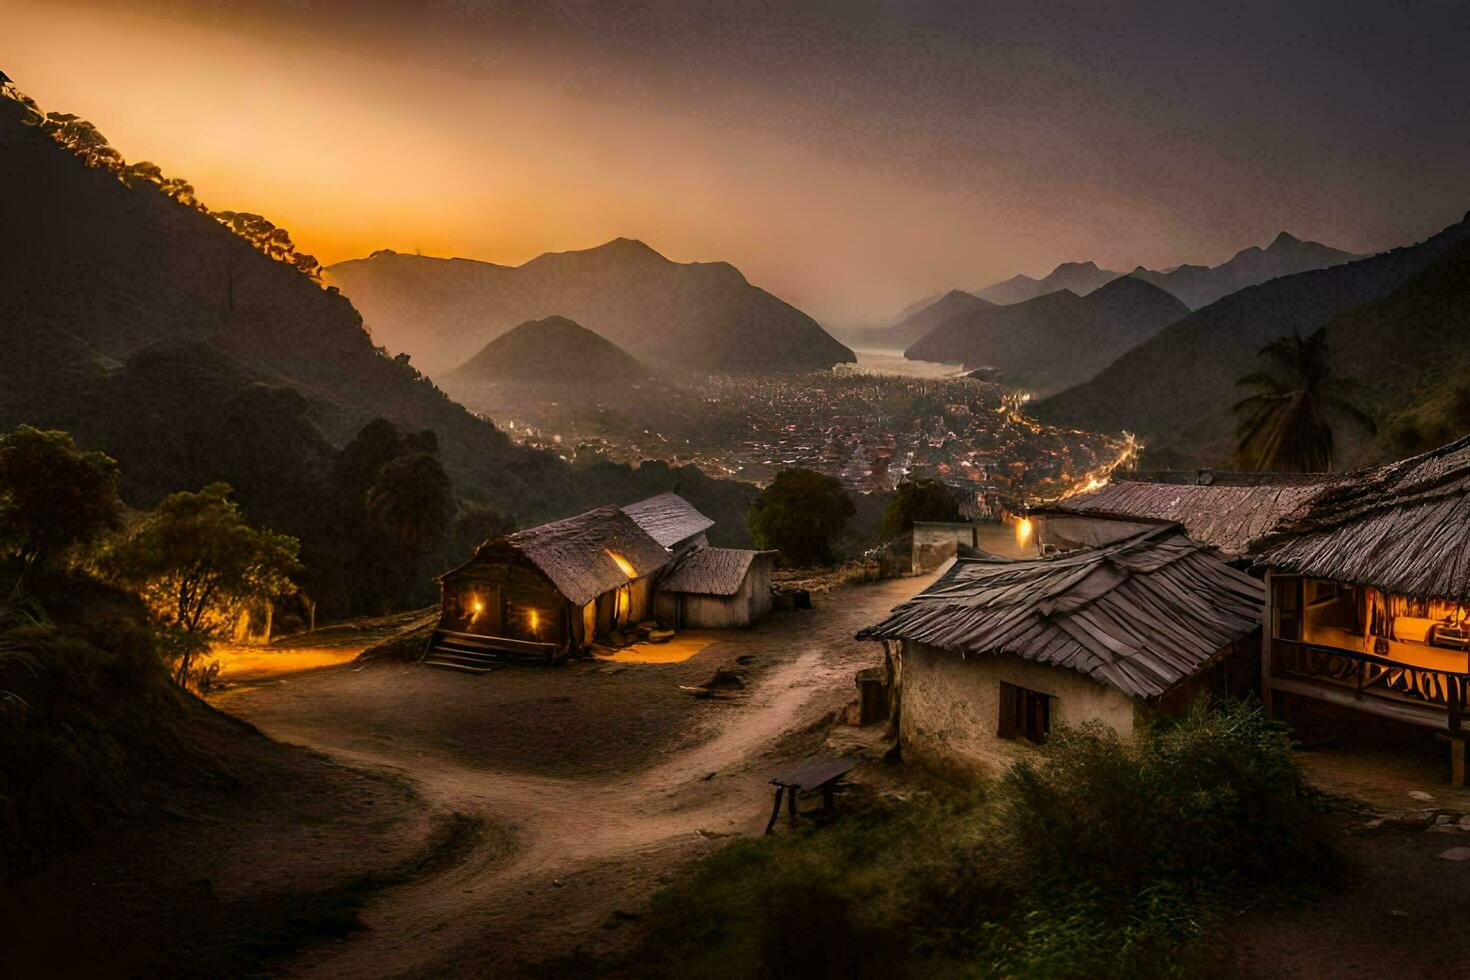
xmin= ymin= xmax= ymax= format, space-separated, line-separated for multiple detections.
xmin=655 ymin=547 xmax=777 ymax=628
xmin=1253 ymin=437 xmax=1470 ymax=783
xmin=858 ymin=526 xmax=1263 ymax=774
xmin=429 ymin=505 xmax=671 ymax=667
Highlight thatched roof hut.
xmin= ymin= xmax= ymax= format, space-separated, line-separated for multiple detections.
xmin=1033 ymin=471 xmax=1340 ymax=557
xmin=859 ymin=526 xmax=1263 ymax=699
xmin=428 ymin=504 xmax=672 ymax=667
xmin=504 ymin=505 xmax=671 ymax=607
xmin=1255 ymin=435 xmax=1470 ymax=602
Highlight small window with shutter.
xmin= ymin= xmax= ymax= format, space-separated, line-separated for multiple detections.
xmin=998 ymin=681 xmax=1051 ymax=744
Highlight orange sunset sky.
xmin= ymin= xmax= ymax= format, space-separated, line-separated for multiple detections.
xmin=7 ymin=0 xmax=1467 ymax=324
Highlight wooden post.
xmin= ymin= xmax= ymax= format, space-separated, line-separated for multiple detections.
xmin=764 ymin=786 xmax=784 ymax=835
xmin=786 ymin=785 xmax=799 ymax=825
xmin=1261 ymin=570 xmax=1274 ymax=718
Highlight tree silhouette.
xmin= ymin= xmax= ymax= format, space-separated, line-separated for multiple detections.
xmin=1233 ymin=328 xmax=1375 ymax=472
xmin=747 ymin=468 xmax=855 ymax=565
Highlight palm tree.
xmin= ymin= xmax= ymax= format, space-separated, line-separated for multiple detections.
xmin=1233 ymin=327 xmax=1374 ymax=472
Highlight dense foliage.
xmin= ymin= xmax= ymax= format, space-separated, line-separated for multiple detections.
xmin=0 ymin=426 xmax=121 ymax=572
xmin=746 ymin=468 xmax=856 ymax=565
xmin=595 ymin=701 xmax=1334 ymax=978
xmin=878 ymin=478 xmax=962 ymax=541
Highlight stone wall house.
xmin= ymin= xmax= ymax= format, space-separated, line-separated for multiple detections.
xmin=858 ymin=526 xmax=1263 ymax=776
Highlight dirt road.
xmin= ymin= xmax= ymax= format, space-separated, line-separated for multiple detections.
xmin=218 ymin=574 xmax=926 ymax=977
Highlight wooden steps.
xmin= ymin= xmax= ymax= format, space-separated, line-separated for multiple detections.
xmin=421 ymin=628 xmax=556 ymax=672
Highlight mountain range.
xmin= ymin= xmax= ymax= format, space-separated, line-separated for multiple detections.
xmin=975 ymin=261 xmax=1118 ymax=305
xmin=1129 ymin=232 xmax=1365 ymax=309
xmin=326 ymin=242 xmax=854 ymax=376
xmin=904 ymin=275 xmax=1190 ymax=396
xmin=0 ymin=93 xmax=758 ymax=558
xmin=885 ymin=232 xmax=1367 ymax=332
xmin=1038 ymin=213 xmax=1470 ymax=468
xmin=447 ymin=316 xmax=648 ymax=385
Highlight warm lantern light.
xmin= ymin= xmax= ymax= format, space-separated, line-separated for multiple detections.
xmin=1015 ymin=517 xmax=1033 ymax=548
xmin=606 ymin=549 xmax=637 ymax=578
xmin=529 ymin=609 xmax=540 ymax=635
xmin=470 ymin=597 xmax=485 ymax=621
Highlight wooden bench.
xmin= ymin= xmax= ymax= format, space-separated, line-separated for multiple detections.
xmin=764 ymin=756 xmax=857 ymax=834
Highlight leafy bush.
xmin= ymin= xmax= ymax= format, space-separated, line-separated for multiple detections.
xmin=599 ymin=701 xmax=1333 ymax=979
xmin=0 ymin=570 xmax=212 ymax=878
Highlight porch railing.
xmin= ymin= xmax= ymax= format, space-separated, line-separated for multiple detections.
xmin=1271 ymin=638 xmax=1470 ymax=729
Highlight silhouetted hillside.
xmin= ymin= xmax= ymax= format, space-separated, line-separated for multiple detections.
xmin=905 ymin=276 xmax=1189 ymax=396
xmin=0 ymin=93 xmax=758 ymax=560
xmin=327 ymin=241 xmax=854 ymax=375
xmin=975 ymin=261 xmax=1120 ymax=304
xmin=1131 ymin=232 xmax=1365 ymax=309
xmin=447 ymin=316 xmax=648 ymax=384
xmin=856 ymin=290 xmax=994 ymax=351
xmin=1038 ymin=214 xmax=1470 ymax=467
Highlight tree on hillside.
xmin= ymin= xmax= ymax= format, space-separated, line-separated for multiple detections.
xmin=879 ymin=479 xmax=962 ymax=541
xmin=0 ymin=426 xmax=121 ymax=576
xmin=364 ymin=452 xmax=454 ymax=607
xmin=107 ymin=483 xmax=300 ymax=688
xmin=1233 ymin=328 xmax=1375 ymax=472
xmin=747 ymin=469 xmax=855 ymax=566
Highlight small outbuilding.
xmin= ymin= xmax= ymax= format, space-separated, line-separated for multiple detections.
xmin=655 ymin=547 xmax=777 ymax=628
xmin=857 ymin=526 xmax=1263 ymax=775
xmin=430 ymin=505 xmax=671 ymax=664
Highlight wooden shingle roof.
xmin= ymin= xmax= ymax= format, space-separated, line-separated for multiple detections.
xmin=621 ymin=493 xmax=715 ymax=549
xmin=493 ymin=506 xmax=671 ymax=606
xmin=1256 ymin=435 xmax=1470 ymax=602
xmin=857 ymin=526 xmax=1263 ymax=699
xmin=660 ymin=548 xmax=773 ymax=596
xmin=1034 ymin=476 xmax=1337 ymax=556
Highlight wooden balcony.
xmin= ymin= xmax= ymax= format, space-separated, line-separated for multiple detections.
xmin=1269 ymin=637 xmax=1470 ymax=730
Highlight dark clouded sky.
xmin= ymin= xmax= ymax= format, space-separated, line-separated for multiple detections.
xmin=8 ymin=0 xmax=1469 ymax=323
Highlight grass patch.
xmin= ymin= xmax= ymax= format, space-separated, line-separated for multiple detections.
xmin=582 ymin=701 xmax=1336 ymax=979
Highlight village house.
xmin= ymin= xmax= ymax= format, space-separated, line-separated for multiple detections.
xmin=1252 ymin=437 xmax=1470 ymax=784
xmin=429 ymin=505 xmax=672 ymax=667
xmin=857 ymin=526 xmax=1263 ymax=774
xmin=426 ymin=493 xmax=776 ymax=669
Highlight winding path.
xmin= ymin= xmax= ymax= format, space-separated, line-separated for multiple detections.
xmin=222 ymin=576 xmax=924 ymax=977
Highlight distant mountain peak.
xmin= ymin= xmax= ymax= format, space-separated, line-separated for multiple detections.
xmin=1269 ymin=231 xmax=1302 ymax=248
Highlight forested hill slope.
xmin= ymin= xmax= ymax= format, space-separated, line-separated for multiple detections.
xmin=1037 ymin=213 xmax=1470 ymax=468
xmin=0 ymin=94 xmax=755 ymax=538
xmin=327 ymin=241 xmax=855 ymax=375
